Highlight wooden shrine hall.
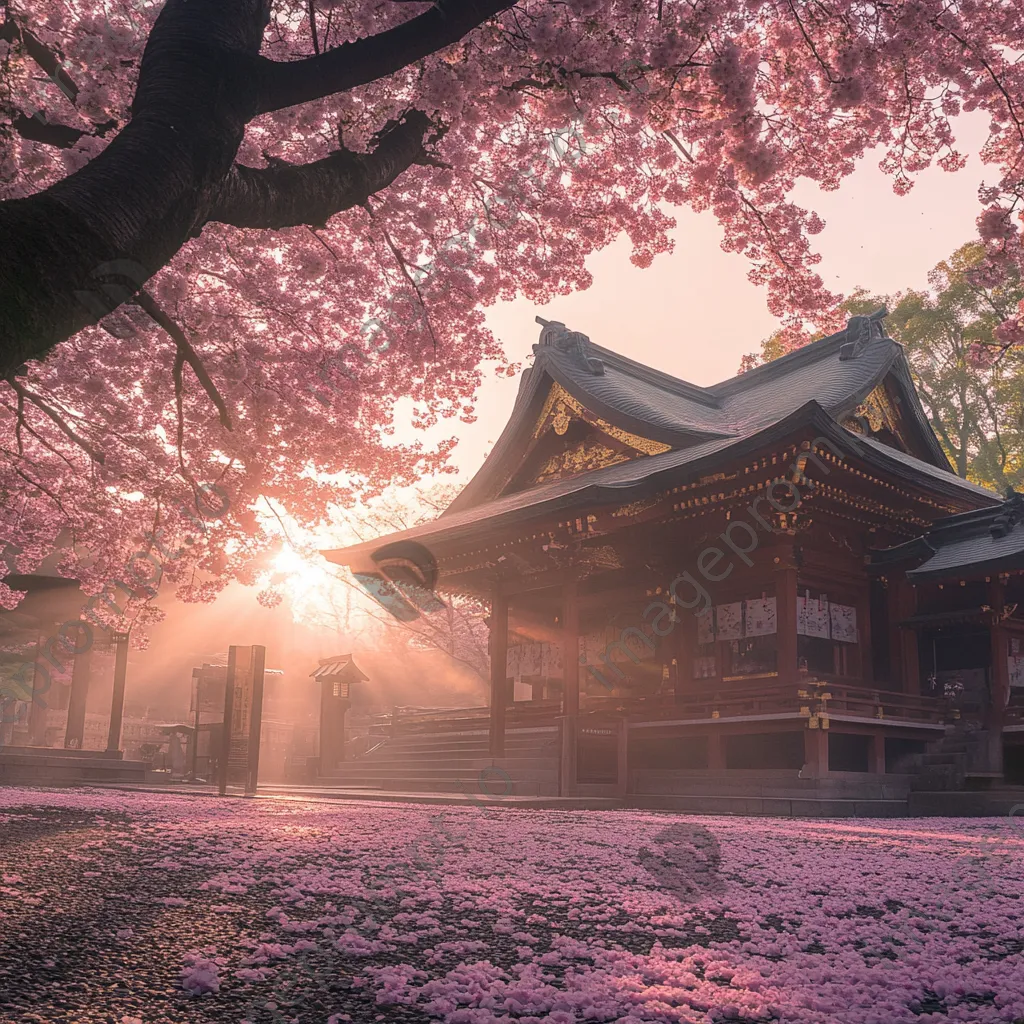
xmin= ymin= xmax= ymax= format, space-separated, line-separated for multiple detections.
xmin=323 ymin=313 xmax=1024 ymax=808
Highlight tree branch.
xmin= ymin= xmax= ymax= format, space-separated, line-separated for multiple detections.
xmin=253 ymin=0 xmax=517 ymax=114
xmin=11 ymin=114 xmax=118 ymax=149
xmin=133 ymin=289 xmax=233 ymax=429
xmin=206 ymin=110 xmax=435 ymax=230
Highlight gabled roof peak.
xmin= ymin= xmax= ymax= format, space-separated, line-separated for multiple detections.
xmin=535 ymin=316 xmax=605 ymax=375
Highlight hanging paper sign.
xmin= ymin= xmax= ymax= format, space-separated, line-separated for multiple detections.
xmin=829 ymin=603 xmax=858 ymax=643
xmin=745 ymin=597 xmax=777 ymax=637
xmin=520 ymin=643 xmax=542 ymax=677
xmin=1009 ymin=654 xmax=1024 ymax=689
xmin=715 ymin=602 xmax=744 ymax=641
xmin=506 ymin=646 xmax=522 ymax=677
xmin=696 ymin=608 xmax=715 ymax=646
xmin=797 ymin=596 xmax=830 ymax=638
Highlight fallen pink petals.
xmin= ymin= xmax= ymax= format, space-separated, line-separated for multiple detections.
xmin=1 ymin=789 xmax=1023 ymax=1023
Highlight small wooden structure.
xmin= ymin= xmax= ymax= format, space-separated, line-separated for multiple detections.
xmin=312 ymin=655 xmax=368 ymax=772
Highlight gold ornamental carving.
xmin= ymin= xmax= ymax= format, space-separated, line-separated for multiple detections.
xmin=552 ymin=401 xmax=571 ymax=435
xmin=611 ymin=497 xmax=660 ymax=518
xmin=531 ymin=382 xmax=671 ymax=456
xmin=534 ymin=441 xmax=628 ymax=483
xmin=843 ymin=385 xmax=901 ymax=439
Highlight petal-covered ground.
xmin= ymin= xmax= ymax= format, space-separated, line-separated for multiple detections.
xmin=1 ymin=789 xmax=1023 ymax=1024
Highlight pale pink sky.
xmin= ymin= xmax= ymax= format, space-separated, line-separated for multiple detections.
xmin=432 ymin=111 xmax=992 ymax=479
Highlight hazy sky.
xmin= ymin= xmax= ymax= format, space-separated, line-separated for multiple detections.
xmin=437 ymin=111 xmax=992 ymax=478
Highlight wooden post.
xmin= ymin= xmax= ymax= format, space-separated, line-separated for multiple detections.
xmin=870 ymin=732 xmax=886 ymax=775
xmin=218 ymin=645 xmax=238 ymax=796
xmin=707 ymin=731 xmax=726 ymax=770
xmin=988 ymin=578 xmax=1009 ymax=777
xmin=64 ymin=639 xmax=91 ymax=749
xmin=803 ymin=723 xmax=829 ymax=778
xmin=489 ymin=591 xmax=508 ymax=758
xmin=560 ymin=573 xmax=580 ymax=795
xmin=105 ymin=630 xmax=130 ymax=754
xmin=775 ymin=563 xmax=799 ymax=683
xmin=674 ymin=603 xmax=692 ymax=704
xmin=27 ymin=632 xmax=50 ymax=747
xmin=563 ymin=573 xmax=580 ymax=717
xmin=616 ymin=718 xmax=629 ymax=797
xmin=245 ymin=645 xmax=266 ymax=794
xmin=858 ymin=585 xmax=873 ymax=683
xmin=890 ymin=576 xmax=919 ymax=694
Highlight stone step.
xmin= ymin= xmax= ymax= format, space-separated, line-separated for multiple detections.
xmin=335 ymin=757 xmax=559 ymax=774
xmin=324 ymin=767 xmax=559 ymax=785
xmin=628 ymin=794 xmax=909 ymax=817
xmin=0 ymin=751 xmax=149 ymax=785
xmin=314 ymin=775 xmax=560 ymax=796
xmin=922 ymin=752 xmax=965 ymax=766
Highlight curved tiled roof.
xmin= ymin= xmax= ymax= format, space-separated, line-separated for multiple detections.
xmin=324 ymin=405 xmax=992 ymax=567
xmin=446 ymin=314 xmax=949 ymax=514
xmin=872 ymin=491 xmax=1021 ymax=581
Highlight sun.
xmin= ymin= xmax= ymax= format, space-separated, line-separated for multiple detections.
xmin=272 ymin=547 xmax=335 ymax=606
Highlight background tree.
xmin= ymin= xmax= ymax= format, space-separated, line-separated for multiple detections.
xmin=744 ymin=243 xmax=1024 ymax=493
xmin=268 ymin=482 xmax=491 ymax=681
xmin=3 ymin=0 xmax=1024 ymax=628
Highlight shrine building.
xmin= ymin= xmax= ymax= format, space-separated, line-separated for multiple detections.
xmin=322 ymin=313 xmax=1024 ymax=810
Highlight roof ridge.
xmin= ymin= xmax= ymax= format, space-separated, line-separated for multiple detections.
xmin=711 ymin=323 xmax=876 ymax=396
xmin=536 ymin=341 xmax=721 ymax=407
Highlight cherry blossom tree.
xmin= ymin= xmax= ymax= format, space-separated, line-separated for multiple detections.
xmin=2 ymin=0 xmax=1024 ymax=630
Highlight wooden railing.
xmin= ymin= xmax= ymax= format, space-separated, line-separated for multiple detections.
xmin=366 ymin=678 xmax=951 ymax=736
xmin=586 ymin=678 xmax=950 ymax=725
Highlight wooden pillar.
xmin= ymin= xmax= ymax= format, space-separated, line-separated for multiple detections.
xmin=560 ymin=573 xmax=580 ymax=795
xmin=887 ymin=576 xmax=919 ymax=693
xmin=707 ymin=731 xmax=726 ymax=770
xmin=775 ymin=562 xmax=799 ymax=683
xmin=803 ymin=723 xmax=829 ymax=778
xmin=489 ymin=591 xmax=508 ymax=758
xmin=988 ymin=578 xmax=1009 ymax=776
xmin=64 ymin=641 xmax=91 ymax=749
xmin=870 ymin=732 xmax=886 ymax=775
xmin=106 ymin=630 xmax=130 ymax=753
xmin=562 ymin=574 xmax=580 ymax=716
xmin=245 ymin=644 xmax=266 ymax=794
xmin=616 ymin=718 xmax=629 ymax=796
xmin=674 ymin=603 xmax=692 ymax=704
xmin=27 ymin=638 xmax=50 ymax=747
xmin=858 ymin=585 xmax=873 ymax=683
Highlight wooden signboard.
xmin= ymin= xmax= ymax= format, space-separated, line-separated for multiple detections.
xmin=217 ymin=644 xmax=266 ymax=795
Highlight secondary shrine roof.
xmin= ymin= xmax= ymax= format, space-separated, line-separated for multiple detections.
xmin=871 ymin=492 xmax=1024 ymax=581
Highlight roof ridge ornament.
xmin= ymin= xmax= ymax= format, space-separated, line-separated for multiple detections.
xmin=535 ymin=316 xmax=605 ymax=375
xmin=839 ymin=307 xmax=888 ymax=360
xmin=991 ymin=489 xmax=1023 ymax=539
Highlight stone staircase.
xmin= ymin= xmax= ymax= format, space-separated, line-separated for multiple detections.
xmin=909 ymin=724 xmax=996 ymax=793
xmin=317 ymin=726 xmax=561 ymax=796
xmin=0 ymin=746 xmax=151 ymax=785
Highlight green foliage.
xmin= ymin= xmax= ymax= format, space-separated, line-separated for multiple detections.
xmin=752 ymin=243 xmax=1024 ymax=492
xmin=885 ymin=244 xmax=1024 ymax=490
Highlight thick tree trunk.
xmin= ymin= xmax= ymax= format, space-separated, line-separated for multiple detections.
xmin=1 ymin=0 xmax=268 ymax=374
xmin=0 ymin=0 xmax=513 ymax=378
